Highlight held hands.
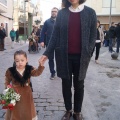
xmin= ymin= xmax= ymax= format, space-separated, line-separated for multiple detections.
xmin=39 ymin=55 xmax=48 ymax=66
xmin=40 ymin=42 xmax=44 ymax=47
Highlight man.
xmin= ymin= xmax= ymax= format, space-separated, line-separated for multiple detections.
xmin=40 ymin=0 xmax=97 ymax=120
xmin=115 ymin=22 xmax=120 ymax=53
xmin=0 ymin=26 xmax=6 ymax=51
xmin=40 ymin=7 xmax=58 ymax=80
xmin=108 ymin=22 xmax=116 ymax=53
xmin=1 ymin=23 xmax=6 ymax=50
xmin=10 ymin=28 xmax=16 ymax=49
xmin=16 ymin=29 xmax=19 ymax=42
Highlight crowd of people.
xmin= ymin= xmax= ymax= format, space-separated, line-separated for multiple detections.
xmin=0 ymin=23 xmax=20 ymax=51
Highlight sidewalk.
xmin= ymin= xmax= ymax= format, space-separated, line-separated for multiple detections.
xmin=0 ymin=46 xmax=120 ymax=120
xmin=0 ymin=40 xmax=28 ymax=56
xmin=83 ymin=47 xmax=120 ymax=120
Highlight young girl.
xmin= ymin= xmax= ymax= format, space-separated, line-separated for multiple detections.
xmin=4 ymin=50 xmax=44 ymax=120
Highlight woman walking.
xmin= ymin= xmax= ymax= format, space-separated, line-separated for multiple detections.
xmin=93 ymin=20 xmax=104 ymax=64
xmin=40 ymin=0 xmax=97 ymax=120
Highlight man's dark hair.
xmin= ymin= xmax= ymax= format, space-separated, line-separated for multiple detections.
xmin=117 ymin=22 xmax=120 ymax=27
xmin=62 ymin=0 xmax=86 ymax=8
xmin=111 ymin=22 xmax=114 ymax=26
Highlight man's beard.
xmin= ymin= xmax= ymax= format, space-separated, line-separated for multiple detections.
xmin=51 ymin=16 xmax=56 ymax=19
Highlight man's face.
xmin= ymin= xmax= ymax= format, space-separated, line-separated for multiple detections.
xmin=1 ymin=23 xmax=4 ymax=27
xmin=51 ymin=8 xmax=58 ymax=18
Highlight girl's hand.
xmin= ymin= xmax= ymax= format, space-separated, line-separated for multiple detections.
xmin=39 ymin=55 xmax=48 ymax=66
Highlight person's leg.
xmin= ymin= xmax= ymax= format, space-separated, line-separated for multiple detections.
xmin=109 ymin=38 xmax=113 ymax=52
xmin=0 ymin=38 xmax=3 ymax=51
xmin=48 ymin=52 xmax=56 ymax=79
xmin=109 ymin=38 xmax=114 ymax=52
xmin=72 ymin=55 xmax=84 ymax=113
xmin=116 ymin=38 xmax=120 ymax=53
xmin=61 ymin=56 xmax=72 ymax=120
xmin=91 ymin=44 xmax=95 ymax=57
xmin=62 ymin=61 xmax=72 ymax=111
xmin=11 ymin=37 xmax=15 ymax=49
xmin=95 ymin=42 xmax=101 ymax=61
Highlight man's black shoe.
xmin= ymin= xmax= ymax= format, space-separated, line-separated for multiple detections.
xmin=50 ymin=73 xmax=55 ymax=80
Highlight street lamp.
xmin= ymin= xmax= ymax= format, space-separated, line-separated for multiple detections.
xmin=109 ymin=0 xmax=112 ymax=28
xmin=24 ymin=0 xmax=30 ymax=43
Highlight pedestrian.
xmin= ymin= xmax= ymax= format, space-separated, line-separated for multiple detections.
xmin=108 ymin=22 xmax=116 ymax=53
xmin=16 ymin=29 xmax=19 ymax=42
xmin=10 ymin=28 xmax=16 ymax=49
xmin=115 ymin=22 xmax=120 ymax=53
xmin=40 ymin=7 xmax=59 ymax=80
xmin=92 ymin=20 xmax=104 ymax=64
xmin=0 ymin=26 xmax=6 ymax=51
xmin=40 ymin=0 xmax=97 ymax=120
xmin=4 ymin=50 xmax=44 ymax=120
xmin=1 ymin=23 xmax=6 ymax=50
xmin=103 ymin=29 xmax=109 ymax=47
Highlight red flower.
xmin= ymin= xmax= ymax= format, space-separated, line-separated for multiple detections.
xmin=7 ymin=85 xmax=12 ymax=88
xmin=0 ymin=100 xmax=6 ymax=104
xmin=8 ymin=104 xmax=14 ymax=110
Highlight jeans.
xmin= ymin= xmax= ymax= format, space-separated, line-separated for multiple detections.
xmin=109 ymin=38 xmax=114 ymax=52
xmin=62 ymin=54 xmax=84 ymax=113
xmin=104 ymin=39 xmax=109 ymax=47
xmin=116 ymin=38 xmax=120 ymax=53
xmin=11 ymin=37 xmax=15 ymax=41
xmin=48 ymin=51 xmax=55 ymax=75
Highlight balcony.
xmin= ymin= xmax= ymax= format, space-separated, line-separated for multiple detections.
xmin=0 ymin=0 xmax=7 ymax=13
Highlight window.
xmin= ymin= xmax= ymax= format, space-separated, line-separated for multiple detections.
xmin=102 ymin=0 xmax=116 ymax=8
xmin=0 ymin=0 xmax=7 ymax=6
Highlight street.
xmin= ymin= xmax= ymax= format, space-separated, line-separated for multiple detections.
xmin=0 ymin=43 xmax=120 ymax=120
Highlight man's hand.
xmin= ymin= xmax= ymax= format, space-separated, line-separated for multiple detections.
xmin=39 ymin=55 xmax=48 ymax=66
xmin=40 ymin=42 xmax=44 ymax=47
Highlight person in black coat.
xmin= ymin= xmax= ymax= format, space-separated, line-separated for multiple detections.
xmin=115 ymin=22 xmax=120 ymax=53
xmin=0 ymin=26 xmax=6 ymax=51
xmin=16 ymin=29 xmax=19 ymax=42
xmin=39 ymin=0 xmax=97 ymax=119
xmin=108 ymin=22 xmax=116 ymax=52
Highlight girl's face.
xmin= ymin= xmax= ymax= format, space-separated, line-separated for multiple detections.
xmin=14 ymin=54 xmax=28 ymax=69
xmin=68 ymin=0 xmax=79 ymax=5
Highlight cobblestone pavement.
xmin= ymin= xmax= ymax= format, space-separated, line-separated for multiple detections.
xmin=0 ymin=44 xmax=120 ymax=120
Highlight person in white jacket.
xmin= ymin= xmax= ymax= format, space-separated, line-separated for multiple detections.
xmin=92 ymin=20 xmax=104 ymax=64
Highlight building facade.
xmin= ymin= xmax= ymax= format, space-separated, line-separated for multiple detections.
xmin=85 ymin=0 xmax=120 ymax=30
xmin=0 ymin=0 xmax=14 ymax=41
xmin=13 ymin=0 xmax=38 ymax=38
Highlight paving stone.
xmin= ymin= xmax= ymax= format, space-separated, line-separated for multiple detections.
xmin=50 ymin=102 xmax=64 ymax=106
xmin=40 ymin=94 xmax=52 ymax=99
xmin=34 ymin=98 xmax=47 ymax=103
xmin=0 ymin=112 xmax=4 ymax=118
xmin=46 ymin=106 xmax=59 ymax=111
xmin=58 ymin=106 xmax=66 ymax=111
xmin=33 ymin=92 xmax=39 ymax=99
xmin=36 ymin=103 xmax=50 ymax=107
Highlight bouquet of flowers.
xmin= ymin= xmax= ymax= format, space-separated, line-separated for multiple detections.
xmin=0 ymin=85 xmax=21 ymax=110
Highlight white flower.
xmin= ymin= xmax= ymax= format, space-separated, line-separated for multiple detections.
xmin=3 ymin=88 xmax=9 ymax=95
xmin=10 ymin=99 xmax=16 ymax=106
xmin=15 ymin=94 xmax=21 ymax=101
